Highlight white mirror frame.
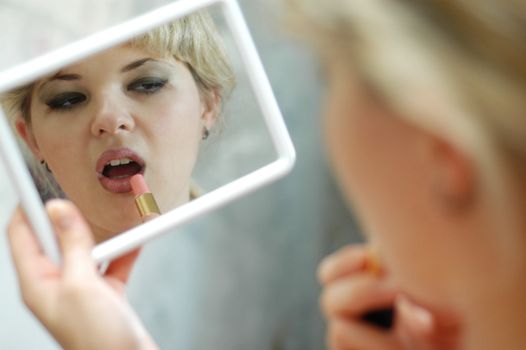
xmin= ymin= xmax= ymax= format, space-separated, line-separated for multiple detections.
xmin=0 ymin=0 xmax=295 ymax=264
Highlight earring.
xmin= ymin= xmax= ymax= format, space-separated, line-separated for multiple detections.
xmin=40 ymin=160 xmax=51 ymax=173
xmin=202 ymin=127 xmax=210 ymax=140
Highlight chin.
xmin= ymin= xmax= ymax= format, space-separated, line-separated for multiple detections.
xmin=89 ymin=214 xmax=143 ymax=243
xmin=115 ymin=217 xmax=143 ymax=233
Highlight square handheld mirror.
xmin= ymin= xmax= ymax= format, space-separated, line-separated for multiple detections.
xmin=0 ymin=0 xmax=295 ymax=264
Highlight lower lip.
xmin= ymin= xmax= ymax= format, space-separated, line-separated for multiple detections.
xmin=98 ymin=173 xmax=143 ymax=193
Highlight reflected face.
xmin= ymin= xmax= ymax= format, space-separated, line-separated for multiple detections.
xmin=20 ymin=45 xmax=216 ymax=242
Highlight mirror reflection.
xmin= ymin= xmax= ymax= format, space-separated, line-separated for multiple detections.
xmin=0 ymin=10 xmax=248 ymax=243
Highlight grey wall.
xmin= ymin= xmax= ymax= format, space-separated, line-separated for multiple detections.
xmin=0 ymin=1 xmax=362 ymax=349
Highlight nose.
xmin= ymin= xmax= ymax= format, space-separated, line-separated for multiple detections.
xmin=90 ymin=93 xmax=135 ymax=137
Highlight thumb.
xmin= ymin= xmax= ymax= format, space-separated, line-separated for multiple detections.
xmin=46 ymin=199 xmax=96 ymax=278
xmin=395 ymin=295 xmax=460 ymax=350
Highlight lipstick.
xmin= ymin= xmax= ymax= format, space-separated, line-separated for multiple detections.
xmin=130 ymin=174 xmax=161 ymax=221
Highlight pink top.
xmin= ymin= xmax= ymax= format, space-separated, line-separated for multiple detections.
xmin=130 ymin=174 xmax=150 ymax=196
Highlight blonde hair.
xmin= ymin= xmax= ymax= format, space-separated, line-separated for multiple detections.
xmin=3 ymin=10 xmax=235 ymax=124
xmin=1 ymin=10 xmax=235 ymax=200
xmin=288 ymin=0 xmax=526 ymax=237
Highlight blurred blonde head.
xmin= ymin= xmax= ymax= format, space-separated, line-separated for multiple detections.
xmin=288 ymin=0 xmax=526 ymax=231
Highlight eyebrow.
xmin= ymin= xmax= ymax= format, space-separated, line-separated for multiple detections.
xmin=120 ymin=57 xmax=159 ymax=72
xmin=38 ymin=57 xmax=169 ymax=93
xmin=37 ymin=73 xmax=81 ymax=91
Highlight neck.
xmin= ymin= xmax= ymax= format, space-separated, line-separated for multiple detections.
xmin=90 ymin=223 xmax=116 ymax=244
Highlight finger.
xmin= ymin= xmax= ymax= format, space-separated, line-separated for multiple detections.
xmin=327 ymin=318 xmax=402 ymax=350
xmin=46 ymin=199 xmax=96 ymax=279
xmin=7 ymin=206 xmax=58 ymax=290
xmin=395 ymin=295 xmax=461 ymax=350
xmin=318 ymin=244 xmax=368 ymax=284
xmin=104 ymin=248 xmax=141 ymax=285
xmin=320 ymin=274 xmax=398 ymax=318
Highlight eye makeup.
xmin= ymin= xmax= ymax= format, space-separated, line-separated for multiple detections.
xmin=124 ymin=60 xmax=176 ymax=93
xmin=127 ymin=77 xmax=169 ymax=94
xmin=35 ymin=57 xmax=179 ymax=114
xmin=45 ymin=91 xmax=87 ymax=110
xmin=37 ymin=81 xmax=88 ymax=113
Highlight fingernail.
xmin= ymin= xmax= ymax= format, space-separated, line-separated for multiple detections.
xmin=396 ymin=296 xmax=433 ymax=331
xmin=364 ymin=250 xmax=383 ymax=277
xmin=46 ymin=200 xmax=74 ymax=230
xmin=317 ymin=256 xmax=335 ymax=282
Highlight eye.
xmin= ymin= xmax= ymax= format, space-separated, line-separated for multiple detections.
xmin=46 ymin=92 xmax=87 ymax=110
xmin=128 ymin=77 xmax=168 ymax=94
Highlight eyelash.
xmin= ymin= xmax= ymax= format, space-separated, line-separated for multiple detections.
xmin=127 ymin=77 xmax=168 ymax=94
xmin=46 ymin=92 xmax=86 ymax=110
xmin=45 ymin=77 xmax=168 ymax=111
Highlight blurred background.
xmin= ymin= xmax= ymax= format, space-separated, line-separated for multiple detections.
xmin=0 ymin=0 xmax=361 ymax=349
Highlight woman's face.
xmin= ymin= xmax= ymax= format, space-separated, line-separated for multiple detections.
xmin=321 ymin=56 xmax=498 ymax=309
xmin=323 ymin=54 xmax=526 ymax=346
xmin=18 ymin=45 xmax=216 ymax=242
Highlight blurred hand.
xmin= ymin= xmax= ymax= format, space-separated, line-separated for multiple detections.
xmin=7 ymin=199 xmax=157 ymax=350
xmin=318 ymin=244 xmax=461 ymax=350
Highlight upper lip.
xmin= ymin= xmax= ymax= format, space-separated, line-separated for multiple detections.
xmin=95 ymin=148 xmax=145 ymax=177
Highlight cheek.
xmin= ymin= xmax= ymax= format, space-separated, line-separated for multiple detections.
xmin=138 ymin=90 xmax=204 ymax=206
xmin=142 ymin=90 xmax=203 ymax=138
xmin=323 ymin=76 xmax=434 ymax=270
xmin=323 ymin=81 xmax=387 ymax=221
xmin=32 ymin=123 xmax=80 ymax=163
xmin=30 ymin=103 xmax=89 ymax=155
xmin=34 ymin=131 xmax=86 ymax=188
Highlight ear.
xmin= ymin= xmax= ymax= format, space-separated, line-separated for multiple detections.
xmin=427 ymin=135 xmax=476 ymax=212
xmin=15 ymin=118 xmax=42 ymax=160
xmin=200 ymin=90 xmax=221 ymax=130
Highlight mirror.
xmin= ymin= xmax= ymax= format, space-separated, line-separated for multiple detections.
xmin=0 ymin=0 xmax=295 ymax=263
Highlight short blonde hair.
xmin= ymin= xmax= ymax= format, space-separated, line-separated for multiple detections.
xmin=2 ymin=10 xmax=235 ymax=124
xmin=288 ymin=0 xmax=526 ymax=229
xmin=1 ymin=10 xmax=236 ymax=199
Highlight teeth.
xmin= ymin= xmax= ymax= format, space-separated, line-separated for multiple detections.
xmin=106 ymin=158 xmax=133 ymax=167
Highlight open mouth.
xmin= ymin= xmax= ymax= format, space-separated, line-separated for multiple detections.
xmin=96 ymin=149 xmax=145 ymax=193
xmin=102 ymin=158 xmax=143 ymax=179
